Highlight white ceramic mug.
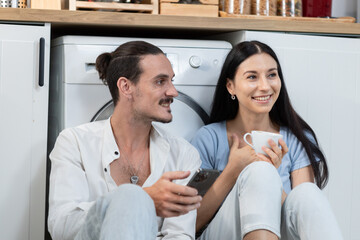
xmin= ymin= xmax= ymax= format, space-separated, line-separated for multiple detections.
xmin=243 ymin=131 xmax=283 ymax=156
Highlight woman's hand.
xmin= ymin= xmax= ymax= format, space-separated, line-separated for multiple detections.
xmin=227 ymin=133 xmax=259 ymax=174
xmin=258 ymin=138 xmax=288 ymax=169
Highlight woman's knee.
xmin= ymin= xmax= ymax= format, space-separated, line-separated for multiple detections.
xmin=237 ymin=161 xmax=282 ymax=189
xmin=285 ymin=182 xmax=326 ymax=211
xmin=288 ymin=182 xmax=322 ymax=199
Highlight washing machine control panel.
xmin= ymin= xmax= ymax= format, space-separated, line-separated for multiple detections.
xmin=163 ymin=47 xmax=230 ymax=86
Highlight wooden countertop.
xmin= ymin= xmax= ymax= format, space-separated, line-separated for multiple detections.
xmin=1 ymin=8 xmax=360 ymax=37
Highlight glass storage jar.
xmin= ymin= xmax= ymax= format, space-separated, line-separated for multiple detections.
xmin=277 ymin=0 xmax=302 ymax=17
xmin=224 ymin=0 xmax=251 ymax=15
xmin=251 ymin=0 xmax=277 ymax=16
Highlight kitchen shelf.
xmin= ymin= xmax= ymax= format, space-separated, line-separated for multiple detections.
xmin=0 ymin=8 xmax=360 ymax=37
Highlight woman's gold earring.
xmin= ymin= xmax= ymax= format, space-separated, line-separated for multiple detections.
xmin=231 ymin=95 xmax=236 ymax=100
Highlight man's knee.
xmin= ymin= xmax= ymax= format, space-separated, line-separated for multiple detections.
xmin=108 ymin=184 xmax=155 ymax=212
xmin=92 ymin=184 xmax=156 ymax=220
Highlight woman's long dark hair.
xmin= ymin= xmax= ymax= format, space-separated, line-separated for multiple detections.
xmin=210 ymin=41 xmax=328 ymax=189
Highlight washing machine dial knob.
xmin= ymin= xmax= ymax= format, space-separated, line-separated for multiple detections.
xmin=189 ymin=55 xmax=202 ymax=68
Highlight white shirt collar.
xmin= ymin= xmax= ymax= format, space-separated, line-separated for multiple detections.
xmin=101 ymin=117 xmax=120 ymax=170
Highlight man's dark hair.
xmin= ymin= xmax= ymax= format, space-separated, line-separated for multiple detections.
xmin=96 ymin=41 xmax=164 ymax=105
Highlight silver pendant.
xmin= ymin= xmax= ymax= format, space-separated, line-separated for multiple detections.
xmin=130 ymin=175 xmax=139 ymax=184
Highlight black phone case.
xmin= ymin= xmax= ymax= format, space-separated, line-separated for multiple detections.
xmin=187 ymin=169 xmax=220 ymax=197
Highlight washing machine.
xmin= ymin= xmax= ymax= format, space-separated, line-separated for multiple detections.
xmin=48 ymin=36 xmax=232 ymax=150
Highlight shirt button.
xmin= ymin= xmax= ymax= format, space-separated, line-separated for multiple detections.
xmin=114 ymin=151 xmax=119 ymax=155
xmin=104 ymin=168 xmax=107 ymax=172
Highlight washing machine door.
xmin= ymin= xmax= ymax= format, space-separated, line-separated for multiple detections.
xmin=91 ymin=92 xmax=209 ymax=141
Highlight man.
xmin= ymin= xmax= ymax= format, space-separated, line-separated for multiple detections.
xmin=48 ymin=41 xmax=202 ymax=240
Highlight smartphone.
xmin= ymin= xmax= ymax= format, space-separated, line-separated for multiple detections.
xmin=187 ymin=168 xmax=220 ymax=197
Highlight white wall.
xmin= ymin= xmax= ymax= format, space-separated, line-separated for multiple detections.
xmin=331 ymin=0 xmax=358 ymax=22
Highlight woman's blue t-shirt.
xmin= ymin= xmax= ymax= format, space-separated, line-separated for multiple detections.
xmin=190 ymin=121 xmax=312 ymax=194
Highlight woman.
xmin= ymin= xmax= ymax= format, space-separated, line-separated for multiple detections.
xmin=191 ymin=41 xmax=342 ymax=240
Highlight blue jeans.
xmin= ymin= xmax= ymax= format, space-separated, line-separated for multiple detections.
xmin=75 ymin=184 xmax=157 ymax=240
xmin=199 ymin=161 xmax=343 ymax=240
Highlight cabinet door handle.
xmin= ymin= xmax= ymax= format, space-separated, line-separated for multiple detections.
xmin=39 ymin=37 xmax=45 ymax=87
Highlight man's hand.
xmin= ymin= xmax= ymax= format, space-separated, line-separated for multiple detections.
xmin=144 ymin=171 xmax=202 ymax=218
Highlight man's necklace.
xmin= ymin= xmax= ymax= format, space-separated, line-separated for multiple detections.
xmin=118 ymin=145 xmax=147 ymax=185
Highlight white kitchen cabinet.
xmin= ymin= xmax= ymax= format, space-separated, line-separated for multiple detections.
xmin=220 ymin=30 xmax=360 ymax=240
xmin=0 ymin=23 xmax=50 ymax=240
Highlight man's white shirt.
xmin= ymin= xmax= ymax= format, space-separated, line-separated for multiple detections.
xmin=48 ymin=118 xmax=201 ymax=240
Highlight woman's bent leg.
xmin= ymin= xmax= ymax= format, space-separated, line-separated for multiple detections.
xmin=75 ymin=184 xmax=158 ymax=240
xmin=200 ymin=162 xmax=283 ymax=240
xmin=281 ymin=182 xmax=343 ymax=240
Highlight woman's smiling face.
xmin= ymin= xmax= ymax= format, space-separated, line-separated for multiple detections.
xmin=226 ymin=52 xmax=281 ymax=116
